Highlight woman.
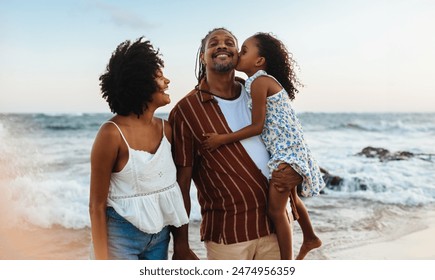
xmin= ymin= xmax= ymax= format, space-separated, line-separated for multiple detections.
xmin=89 ymin=37 xmax=188 ymax=260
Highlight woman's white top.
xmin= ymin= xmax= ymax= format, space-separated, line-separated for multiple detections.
xmin=105 ymin=120 xmax=189 ymax=234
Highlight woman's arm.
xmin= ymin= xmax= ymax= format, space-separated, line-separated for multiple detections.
xmin=89 ymin=124 xmax=119 ymax=259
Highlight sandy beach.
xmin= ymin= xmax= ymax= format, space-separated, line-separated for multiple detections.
xmin=1 ymin=206 xmax=435 ymax=260
xmin=330 ymin=224 xmax=435 ymax=260
xmin=327 ymin=209 xmax=435 ymax=260
xmin=0 ymin=221 xmax=203 ymax=260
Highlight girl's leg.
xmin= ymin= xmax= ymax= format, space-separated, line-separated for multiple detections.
xmin=292 ymin=187 xmax=322 ymax=260
xmin=268 ymin=182 xmax=293 ymax=259
xmin=268 ymin=163 xmax=301 ymax=260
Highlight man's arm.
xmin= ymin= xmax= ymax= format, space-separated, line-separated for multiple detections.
xmin=171 ymin=166 xmax=199 ymax=260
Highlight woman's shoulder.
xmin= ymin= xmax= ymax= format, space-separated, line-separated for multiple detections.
xmin=92 ymin=119 xmax=124 ymax=152
xmin=95 ymin=120 xmax=122 ymax=143
xmin=154 ymin=117 xmax=172 ymax=142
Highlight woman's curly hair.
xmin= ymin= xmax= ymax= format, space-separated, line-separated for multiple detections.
xmin=99 ymin=37 xmax=164 ymax=116
xmin=253 ymin=32 xmax=302 ymax=100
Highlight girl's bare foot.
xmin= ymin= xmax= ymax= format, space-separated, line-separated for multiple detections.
xmin=296 ymin=237 xmax=322 ymax=260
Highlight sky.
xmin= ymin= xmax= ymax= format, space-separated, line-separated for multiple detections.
xmin=1 ymin=0 xmax=434 ymax=113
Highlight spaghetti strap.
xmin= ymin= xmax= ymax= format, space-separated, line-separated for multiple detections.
xmin=105 ymin=121 xmax=130 ymax=149
xmin=245 ymin=70 xmax=283 ymax=94
xmin=161 ymin=119 xmax=165 ymax=137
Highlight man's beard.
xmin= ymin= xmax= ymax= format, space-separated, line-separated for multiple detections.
xmin=212 ymin=61 xmax=235 ymax=73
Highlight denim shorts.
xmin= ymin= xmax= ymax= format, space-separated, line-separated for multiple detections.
xmin=106 ymin=207 xmax=170 ymax=260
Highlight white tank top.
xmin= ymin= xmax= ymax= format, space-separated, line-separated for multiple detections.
xmin=105 ymin=120 xmax=189 ymax=234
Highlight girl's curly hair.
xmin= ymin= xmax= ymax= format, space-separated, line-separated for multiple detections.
xmin=253 ymin=32 xmax=302 ymax=100
xmin=99 ymin=37 xmax=164 ymax=116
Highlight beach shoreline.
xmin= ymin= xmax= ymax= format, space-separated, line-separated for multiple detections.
xmin=1 ymin=204 xmax=435 ymax=260
xmin=325 ymin=206 xmax=435 ymax=260
xmin=1 ymin=113 xmax=434 ymax=261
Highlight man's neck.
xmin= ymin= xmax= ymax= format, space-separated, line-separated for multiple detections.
xmin=206 ymin=71 xmax=239 ymax=99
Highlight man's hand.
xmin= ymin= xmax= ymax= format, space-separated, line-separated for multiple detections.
xmin=270 ymin=163 xmax=302 ymax=193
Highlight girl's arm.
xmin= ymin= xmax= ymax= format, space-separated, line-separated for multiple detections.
xmin=202 ymin=77 xmax=269 ymax=151
xmin=89 ymin=124 xmax=119 ymax=259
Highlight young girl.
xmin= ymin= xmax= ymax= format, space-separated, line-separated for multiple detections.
xmin=202 ymin=32 xmax=324 ymax=260
xmin=89 ymin=37 xmax=189 ymax=259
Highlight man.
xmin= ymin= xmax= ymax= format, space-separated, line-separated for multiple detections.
xmin=169 ymin=28 xmax=300 ymax=260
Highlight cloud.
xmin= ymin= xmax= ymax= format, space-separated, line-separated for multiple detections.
xmin=94 ymin=0 xmax=156 ymax=30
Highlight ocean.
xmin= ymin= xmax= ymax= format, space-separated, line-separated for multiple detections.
xmin=1 ymin=112 xmax=434 ymax=259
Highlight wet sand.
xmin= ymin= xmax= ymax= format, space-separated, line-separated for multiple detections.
xmin=2 ymin=211 xmax=435 ymax=260
xmin=0 ymin=222 xmax=204 ymax=260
